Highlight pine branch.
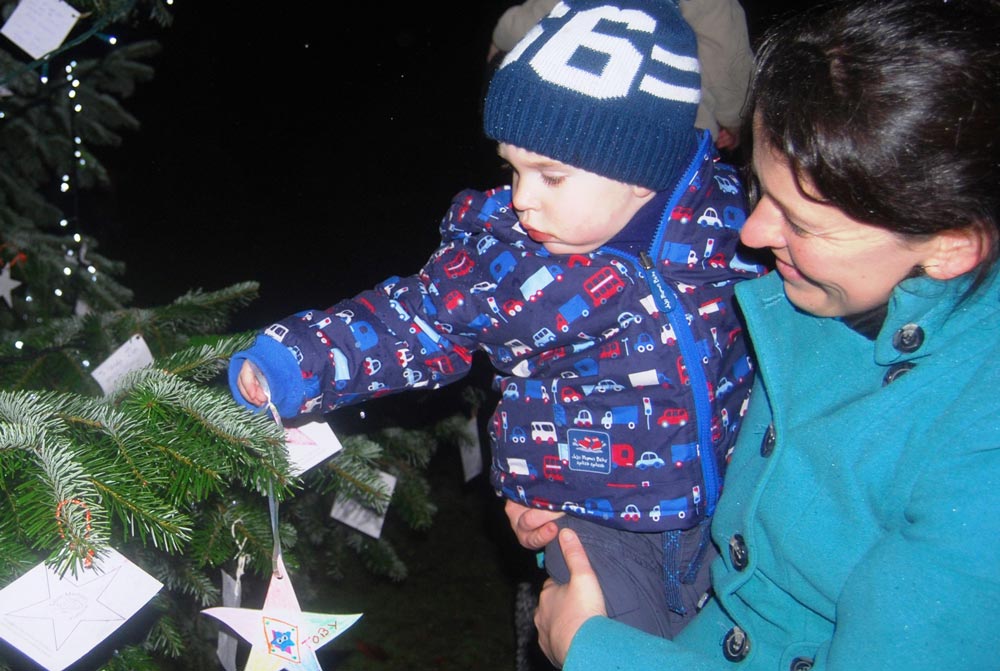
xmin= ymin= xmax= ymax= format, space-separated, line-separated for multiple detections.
xmin=346 ymin=532 xmax=408 ymax=582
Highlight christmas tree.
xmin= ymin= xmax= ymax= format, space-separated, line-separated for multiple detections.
xmin=0 ymin=2 xmax=476 ymax=669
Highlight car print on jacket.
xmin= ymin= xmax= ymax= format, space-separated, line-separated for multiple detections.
xmin=251 ymin=136 xmax=760 ymax=533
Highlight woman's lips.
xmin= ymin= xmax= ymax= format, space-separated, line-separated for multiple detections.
xmin=774 ymin=256 xmax=801 ymax=281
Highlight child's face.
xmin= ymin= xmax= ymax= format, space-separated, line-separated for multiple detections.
xmin=498 ymin=143 xmax=654 ymax=255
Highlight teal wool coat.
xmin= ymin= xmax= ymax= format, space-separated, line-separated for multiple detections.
xmin=564 ymin=269 xmax=1000 ymax=671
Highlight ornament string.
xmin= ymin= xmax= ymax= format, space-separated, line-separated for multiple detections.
xmin=251 ymin=362 xmax=286 ymax=579
xmin=55 ymin=497 xmax=95 ymax=567
xmin=228 ymin=518 xmax=249 ymax=585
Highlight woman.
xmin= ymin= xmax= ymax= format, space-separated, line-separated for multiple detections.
xmin=505 ymin=0 xmax=1000 ymax=668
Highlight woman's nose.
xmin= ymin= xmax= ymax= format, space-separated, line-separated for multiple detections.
xmin=740 ymin=199 xmax=784 ymax=250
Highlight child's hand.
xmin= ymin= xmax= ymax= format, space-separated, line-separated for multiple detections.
xmin=235 ymin=360 xmax=269 ymax=407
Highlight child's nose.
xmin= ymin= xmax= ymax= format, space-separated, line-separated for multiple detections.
xmin=511 ymin=179 xmax=536 ymax=212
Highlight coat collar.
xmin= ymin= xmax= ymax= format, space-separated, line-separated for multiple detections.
xmin=736 ymin=264 xmax=1000 ymax=368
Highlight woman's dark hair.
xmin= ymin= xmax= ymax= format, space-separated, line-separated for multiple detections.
xmin=745 ymin=0 xmax=1000 ymax=276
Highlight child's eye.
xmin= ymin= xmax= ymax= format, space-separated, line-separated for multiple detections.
xmin=541 ymin=173 xmax=565 ymax=186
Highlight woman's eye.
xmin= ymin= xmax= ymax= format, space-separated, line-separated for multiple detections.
xmin=787 ymin=219 xmax=810 ymax=237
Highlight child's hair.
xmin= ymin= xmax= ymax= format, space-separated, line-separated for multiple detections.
xmin=483 ymin=0 xmax=702 ymax=191
xmin=746 ymin=0 xmax=1000 ymax=274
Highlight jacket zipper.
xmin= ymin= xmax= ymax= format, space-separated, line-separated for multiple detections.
xmin=638 ymin=251 xmax=720 ymax=516
xmin=600 ymin=245 xmax=722 ymax=517
xmin=597 ymin=131 xmax=722 ymax=516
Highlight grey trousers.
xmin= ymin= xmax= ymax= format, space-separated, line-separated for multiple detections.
xmin=542 ymin=515 xmax=717 ymax=639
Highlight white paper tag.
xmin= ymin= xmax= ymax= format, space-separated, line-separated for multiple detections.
xmin=90 ymin=334 xmax=154 ymax=396
xmin=459 ymin=415 xmax=483 ymax=482
xmin=0 ymin=0 xmax=81 ymax=60
xmin=283 ymin=418 xmax=344 ymax=476
xmin=330 ymin=471 xmax=397 ymax=539
xmin=0 ymin=549 xmax=162 ymax=671
xmin=215 ymin=569 xmax=241 ymax=671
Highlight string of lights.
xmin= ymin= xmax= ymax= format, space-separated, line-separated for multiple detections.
xmin=0 ymin=0 xmax=175 ymax=361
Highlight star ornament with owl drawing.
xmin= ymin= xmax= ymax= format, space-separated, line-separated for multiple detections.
xmin=202 ymin=556 xmax=361 ymax=671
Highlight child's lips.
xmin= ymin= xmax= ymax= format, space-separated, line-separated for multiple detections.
xmin=522 ymin=224 xmax=556 ymax=243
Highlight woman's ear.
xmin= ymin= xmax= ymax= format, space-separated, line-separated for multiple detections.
xmin=921 ymin=225 xmax=991 ymax=280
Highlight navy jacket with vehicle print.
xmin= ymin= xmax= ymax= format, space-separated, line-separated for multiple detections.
xmin=230 ymin=132 xmax=764 ymax=532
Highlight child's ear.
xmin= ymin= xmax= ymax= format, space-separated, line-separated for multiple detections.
xmin=921 ymin=224 xmax=991 ymax=280
xmin=631 ymin=185 xmax=654 ymax=199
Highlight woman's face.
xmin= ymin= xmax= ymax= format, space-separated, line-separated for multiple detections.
xmin=740 ymin=139 xmax=940 ymax=317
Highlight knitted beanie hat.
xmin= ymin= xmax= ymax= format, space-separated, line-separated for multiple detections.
xmin=484 ymin=0 xmax=701 ymax=191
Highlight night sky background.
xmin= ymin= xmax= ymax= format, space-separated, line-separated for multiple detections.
xmin=92 ymin=0 xmax=796 ymax=332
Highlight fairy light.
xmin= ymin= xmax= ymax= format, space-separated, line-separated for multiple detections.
xmin=14 ymin=341 xmax=23 ymax=350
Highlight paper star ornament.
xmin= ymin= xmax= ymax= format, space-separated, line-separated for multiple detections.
xmin=0 ymin=263 xmax=22 ymax=308
xmin=202 ymin=556 xmax=361 ymax=671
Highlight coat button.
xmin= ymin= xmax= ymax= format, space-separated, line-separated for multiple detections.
xmin=760 ymin=424 xmax=776 ymax=457
xmin=882 ymin=361 xmax=916 ymax=386
xmin=790 ymin=658 xmax=814 ymax=671
xmin=722 ymin=626 xmax=751 ymax=661
xmin=891 ymin=323 xmax=924 ymax=352
xmin=729 ymin=534 xmax=749 ymax=571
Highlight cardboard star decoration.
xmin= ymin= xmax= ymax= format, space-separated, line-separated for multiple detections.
xmin=202 ymin=556 xmax=361 ymax=671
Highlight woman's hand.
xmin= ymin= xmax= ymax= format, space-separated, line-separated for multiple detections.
xmin=535 ymin=527 xmax=608 ymax=667
xmin=505 ymin=499 xmax=563 ymax=550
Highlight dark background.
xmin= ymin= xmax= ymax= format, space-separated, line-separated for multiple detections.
xmin=94 ymin=0 xmax=798 ymax=330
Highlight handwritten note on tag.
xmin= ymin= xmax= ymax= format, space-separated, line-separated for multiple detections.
xmin=90 ymin=334 xmax=153 ymax=396
xmin=283 ymin=418 xmax=344 ymax=476
xmin=0 ymin=549 xmax=162 ymax=671
xmin=330 ymin=471 xmax=397 ymax=539
xmin=1 ymin=0 xmax=81 ymax=59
